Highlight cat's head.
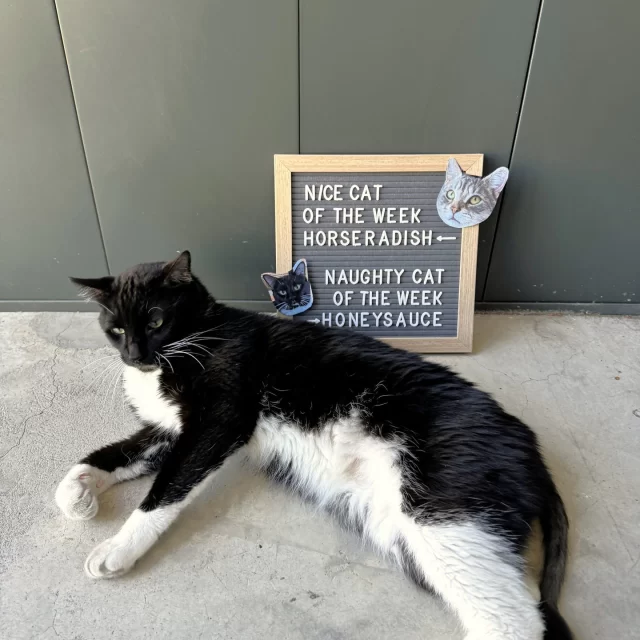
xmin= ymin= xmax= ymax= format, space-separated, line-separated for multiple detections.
xmin=262 ymin=260 xmax=311 ymax=315
xmin=436 ymin=158 xmax=509 ymax=229
xmin=71 ymin=251 xmax=208 ymax=369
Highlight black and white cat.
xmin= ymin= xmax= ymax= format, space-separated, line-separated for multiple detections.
xmin=56 ymin=252 xmax=572 ymax=640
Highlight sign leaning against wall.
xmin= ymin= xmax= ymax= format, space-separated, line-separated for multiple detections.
xmin=272 ymin=155 xmax=507 ymax=353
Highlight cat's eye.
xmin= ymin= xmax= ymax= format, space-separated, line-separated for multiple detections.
xmin=446 ymin=190 xmax=455 ymax=200
xmin=469 ymin=195 xmax=482 ymax=205
xmin=148 ymin=318 xmax=163 ymax=330
xmin=111 ymin=327 xmax=125 ymax=335
xmin=293 ymin=284 xmax=301 ymax=291
xmin=279 ymin=289 xmax=287 ymax=296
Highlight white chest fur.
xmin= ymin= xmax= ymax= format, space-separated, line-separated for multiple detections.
xmin=123 ymin=367 xmax=182 ymax=434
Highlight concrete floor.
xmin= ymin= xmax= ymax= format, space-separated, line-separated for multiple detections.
xmin=0 ymin=312 xmax=639 ymax=640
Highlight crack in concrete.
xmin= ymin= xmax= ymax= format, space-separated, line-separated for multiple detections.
xmin=49 ymin=590 xmax=61 ymax=638
xmin=520 ymin=348 xmax=585 ymax=387
xmin=605 ymin=505 xmax=636 ymax=564
xmin=0 ymin=318 xmax=74 ymax=466
xmin=474 ymin=361 xmax=521 ymax=384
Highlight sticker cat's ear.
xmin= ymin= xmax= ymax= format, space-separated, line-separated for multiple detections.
xmin=261 ymin=273 xmax=279 ymax=290
xmin=446 ymin=158 xmax=463 ymax=182
xmin=163 ymin=250 xmax=192 ymax=285
xmin=483 ymin=167 xmax=509 ymax=196
xmin=292 ymin=259 xmax=306 ymax=278
xmin=69 ymin=276 xmax=114 ymax=301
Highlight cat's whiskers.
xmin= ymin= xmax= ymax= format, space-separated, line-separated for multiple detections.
xmin=163 ymin=329 xmax=228 ymax=352
xmin=86 ymin=358 xmax=122 ymax=392
xmin=77 ymin=353 xmax=119 ymax=372
xmin=178 ymin=342 xmax=214 ymax=358
xmin=159 ymin=327 xmax=236 ymax=370
xmin=169 ymin=337 xmax=222 ymax=349
xmin=104 ymin=362 xmax=125 ymax=412
xmin=103 ymin=361 xmax=123 ymax=407
xmin=98 ymin=361 xmax=124 ymax=412
xmin=162 ymin=349 xmax=205 ymax=370
xmin=156 ymin=352 xmax=175 ymax=373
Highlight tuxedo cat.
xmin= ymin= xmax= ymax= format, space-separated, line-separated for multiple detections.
xmin=56 ymin=252 xmax=572 ymax=640
xmin=261 ymin=259 xmax=313 ymax=316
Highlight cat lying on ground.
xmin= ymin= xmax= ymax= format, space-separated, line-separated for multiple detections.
xmin=56 ymin=251 xmax=572 ymax=640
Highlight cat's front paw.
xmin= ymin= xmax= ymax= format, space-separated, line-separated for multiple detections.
xmin=55 ymin=464 xmax=104 ymax=520
xmin=84 ymin=537 xmax=137 ymax=579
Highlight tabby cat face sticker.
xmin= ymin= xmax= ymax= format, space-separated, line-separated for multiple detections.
xmin=436 ymin=158 xmax=509 ymax=229
xmin=262 ymin=259 xmax=313 ymax=316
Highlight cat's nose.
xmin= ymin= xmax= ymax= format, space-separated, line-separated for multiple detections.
xmin=450 ymin=204 xmax=460 ymax=213
xmin=128 ymin=343 xmax=142 ymax=361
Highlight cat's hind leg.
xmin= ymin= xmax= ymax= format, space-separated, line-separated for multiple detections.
xmin=396 ymin=519 xmax=544 ymax=640
xmin=55 ymin=424 xmax=174 ymax=520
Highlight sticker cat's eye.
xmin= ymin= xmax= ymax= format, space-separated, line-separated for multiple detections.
xmin=279 ymin=289 xmax=287 ymax=296
xmin=446 ymin=190 xmax=455 ymax=200
xmin=469 ymin=195 xmax=482 ymax=205
xmin=293 ymin=284 xmax=301 ymax=291
xmin=148 ymin=318 xmax=163 ymax=329
xmin=111 ymin=327 xmax=125 ymax=335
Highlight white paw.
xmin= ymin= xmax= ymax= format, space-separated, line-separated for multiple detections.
xmin=55 ymin=464 xmax=106 ymax=520
xmin=84 ymin=536 xmax=137 ymax=579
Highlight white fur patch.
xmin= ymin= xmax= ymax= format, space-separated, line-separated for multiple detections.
xmin=247 ymin=411 xmax=543 ymax=640
xmin=248 ymin=410 xmax=408 ymax=550
xmin=84 ymin=472 xmax=216 ymax=579
xmin=403 ymin=522 xmax=544 ymax=640
xmin=55 ymin=464 xmax=107 ymax=520
xmin=123 ymin=366 xmax=182 ymax=434
xmin=55 ymin=462 xmax=149 ymax=520
xmin=85 ymin=506 xmax=181 ymax=578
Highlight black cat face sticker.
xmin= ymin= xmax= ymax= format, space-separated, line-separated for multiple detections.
xmin=261 ymin=259 xmax=313 ymax=316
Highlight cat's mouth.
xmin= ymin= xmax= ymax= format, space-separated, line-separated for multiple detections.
xmin=124 ymin=359 xmax=158 ymax=372
xmin=137 ymin=363 xmax=158 ymax=372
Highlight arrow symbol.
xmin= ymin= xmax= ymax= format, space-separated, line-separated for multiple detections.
xmin=437 ymin=235 xmax=457 ymax=241
xmin=307 ymin=318 xmax=320 ymax=324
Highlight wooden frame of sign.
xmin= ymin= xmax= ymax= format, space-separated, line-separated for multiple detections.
xmin=274 ymin=154 xmax=483 ymax=353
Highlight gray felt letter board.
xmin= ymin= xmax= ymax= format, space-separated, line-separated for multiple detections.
xmin=275 ymin=155 xmax=482 ymax=352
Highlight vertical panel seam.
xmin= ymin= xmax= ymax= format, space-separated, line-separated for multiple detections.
xmin=297 ymin=0 xmax=301 ymax=154
xmin=481 ymin=0 xmax=545 ymax=300
xmin=52 ymin=0 xmax=111 ymax=274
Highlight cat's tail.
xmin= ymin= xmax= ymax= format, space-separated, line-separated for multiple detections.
xmin=539 ymin=486 xmax=573 ymax=639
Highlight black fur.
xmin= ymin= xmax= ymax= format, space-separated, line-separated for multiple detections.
xmin=72 ymin=252 xmax=572 ymax=637
xmin=81 ymin=423 xmax=174 ymax=473
xmin=539 ymin=602 xmax=574 ymax=640
xmin=540 ymin=488 xmax=570 ymax=606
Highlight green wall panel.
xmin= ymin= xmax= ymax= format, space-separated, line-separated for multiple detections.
xmin=56 ymin=0 xmax=298 ymax=302
xmin=299 ymin=0 xmax=540 ymax=297
xmin=485 ymin=0 xmax=640 ymax=304
xmin=0 ymin=0 xmax=107 ymax=301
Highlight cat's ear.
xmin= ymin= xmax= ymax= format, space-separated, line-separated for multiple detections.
xmin=446 ymin=158 xmax=463 ymax=182
xmin=292 ymin=259 xmax=306 ymax=278
xmin=261 ymin=273 xmax=279 ymax=290
xmin=163 ymin=250 xmax=192 ymax=285
xmin=483 ymin=167 xmax=509 ymax=196
xmin=69 ymin=276 xmax=114 ymax=301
